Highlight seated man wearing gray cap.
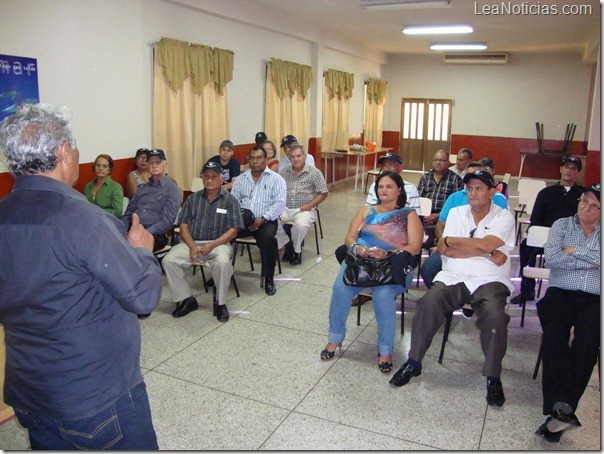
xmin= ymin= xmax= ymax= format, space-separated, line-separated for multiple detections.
xmin=277 ymin=134 xmax=316 ymax=171
xmin=390 ymin=170 xmax=515 ymax=408
xmin=122 ymin=148 xmax=181 ymax=252
xmin=162 ymin=161 xmax=244 ymax=322
xmin=208 ymin=139 xmax=241 ymax=191
xmin=534 ymin=183 xmax=600 ymax=443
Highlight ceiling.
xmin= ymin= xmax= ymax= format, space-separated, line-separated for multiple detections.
xmin=242 ymin=0 xmax=600 ymax=62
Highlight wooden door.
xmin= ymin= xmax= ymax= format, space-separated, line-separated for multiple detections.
xmin=400 ymin=98 xmax=452 ymax=171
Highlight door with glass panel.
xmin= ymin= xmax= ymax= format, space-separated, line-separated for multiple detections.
xmin=400 ymin=98 xmax=452 ymax=171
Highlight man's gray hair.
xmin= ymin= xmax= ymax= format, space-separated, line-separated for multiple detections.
xmin=288 ymin=142 xmax=306 ymax=155
xmin=0 ymin=103 xmax=76 ymax=176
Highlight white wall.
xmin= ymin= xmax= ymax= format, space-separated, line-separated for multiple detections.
xmin=0 ymin=0 xmax=149 ymax=163
xmin=384 ymin=52 xmax=594 ymax=140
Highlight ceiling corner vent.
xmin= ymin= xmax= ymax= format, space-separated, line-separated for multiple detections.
xmin=443 ymin=53 xmax=508 ymax=65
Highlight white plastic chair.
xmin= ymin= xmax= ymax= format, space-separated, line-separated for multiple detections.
xmin=122 ymin=197 xmax=129 ymax=215
xmin=515 ymin=179 xmax=546 ymax=244
xmin=419 ymin=197 xmax=432 ymax=216
xmin=519 ymin=226 xmax=551 ymax=327
xmin=191 ymin=177 xmax=204 ymax=192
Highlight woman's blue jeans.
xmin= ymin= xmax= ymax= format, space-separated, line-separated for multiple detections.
xmin=328 ymin=262 xmax=409 ymax=355
xmin=14 ymin=381 xmax=158 ymax=450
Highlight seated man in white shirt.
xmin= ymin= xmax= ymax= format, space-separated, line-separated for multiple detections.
xmin=389 ymin=170 xmax=515 ymax=409
xmin=277 ymin=135 xmax=315 ymax=171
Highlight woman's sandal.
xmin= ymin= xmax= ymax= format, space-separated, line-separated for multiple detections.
xmin=320 ymin=343 xmax=342 ymax=361
xmin=378 ymin=354 xmax=393 ymax=374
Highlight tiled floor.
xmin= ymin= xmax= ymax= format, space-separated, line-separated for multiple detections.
xmin=1 ymin=173 xmax=600 ymax=450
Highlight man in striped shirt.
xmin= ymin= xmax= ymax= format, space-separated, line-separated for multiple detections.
xmin=162 ymin=161 xmax=244 ymax=322
xmin=535 ymin=183 xmax=600 ymax=443
xmin=232 ymin=146 xmax=287 ymax=295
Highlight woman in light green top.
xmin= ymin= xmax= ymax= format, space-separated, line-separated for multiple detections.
xmin=84 ymin=154 xmax=124 ymax=217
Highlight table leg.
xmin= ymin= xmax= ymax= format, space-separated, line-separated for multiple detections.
xmin=346 ymin=156 xmax=350 ymax=184
xmin=518 ymin=154 xmax=527 ymax=179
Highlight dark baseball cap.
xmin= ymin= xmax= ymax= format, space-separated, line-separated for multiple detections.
xmin=378 ymin=153 xmax=402 ymax=165
xmin=219 ymin=140 xmax=234 ymax=150
xmin=561 ymin=156 xmax=582 ymax=171
xmin=201 ymin=161 xmax=223 ymax=175
xmin=148 ymin=149 xmax=167 ymax=160
xmin=463 ymin=169 xmax=495 ymax=188
xmin=583 ymin=183 xmax=600 ymax=201
xmin=280 ymin=134 xmax=297 ymax=148
xmin=135 ymin=148 xmax=149 ymax=158
xmin=255 ymin=132 xmax=268 ymax=145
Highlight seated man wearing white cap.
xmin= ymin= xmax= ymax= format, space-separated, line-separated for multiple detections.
xmin=162 ymin=161 xmax=244 ymax=322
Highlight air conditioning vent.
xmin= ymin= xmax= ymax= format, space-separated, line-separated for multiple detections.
xmin=443 ymin=53 xmax=508 ymax=65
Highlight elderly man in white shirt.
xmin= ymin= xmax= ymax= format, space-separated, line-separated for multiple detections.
xmin=389 ymin=170 xmax=515 ymax=408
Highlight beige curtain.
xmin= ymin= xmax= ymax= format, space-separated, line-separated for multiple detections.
xmin=264 ymin=58 xmax=311 ymax=156
xmin=153 ymin=37 xmax=233 ymax=190
xmin=322 ymin=69 xmax=354 ymax=152
xmin=364 ymin=79 xmax=387 ymax=146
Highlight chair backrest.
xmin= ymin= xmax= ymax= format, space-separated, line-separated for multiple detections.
xmin=419 ymin=197 xmax=432 ymax=216
xmin=502 ymin=173 xmax=511 ymax=185
xmin=517 ymin=179 xmax=547 ymax=212
xmin=122 ymin=196 xmax=129 ymax=215
xmin=191 ymin=177 xmax=204 ymax=192
xmin=449 ymin=154 xmax=457 ymax=164
xmin=526 ymin=226 xmax=550 ymax=248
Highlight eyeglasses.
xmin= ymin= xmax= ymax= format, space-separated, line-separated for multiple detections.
xmin=469 ymin=228 xmax=477 ymax=238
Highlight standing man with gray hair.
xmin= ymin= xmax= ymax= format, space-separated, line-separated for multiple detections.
xmin=0 ymin=104 xmax=162 ymax=449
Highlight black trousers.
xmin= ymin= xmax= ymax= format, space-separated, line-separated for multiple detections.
xmin=152 ymin=234 xmax=169 ymax=252
xmin=536 ymin=287 xmax=600 ymax=415
xmin=237 ymin=220 xmax=278 ymax=278
xmin=517 ymin=239 xmax=542 ymax=295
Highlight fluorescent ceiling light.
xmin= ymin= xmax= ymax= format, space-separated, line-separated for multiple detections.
xmin=361 ymin=0 xmax=450 ymax=11
xmin=430 ymin=43 xmax=487 ymax=51
xmin=403 ymin=25 xmax=473 ymax=35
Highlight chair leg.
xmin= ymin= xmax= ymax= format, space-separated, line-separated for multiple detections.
xmin=357 ymin=297 xmax=362 ymax=326
xmin=199 ymin=266 xmax=209 ymax=293
xmin=246 ymin=244 xmax=254 ymax=271
xmin=316 ymin=209 xmax=323 ymax=239
xmin=314 ymin=222 xmax=320 ymax=255
xmin=415 ymin=252 xmax=422 ymax=288
xmin=520 ymin=293 xmax=526 ymax=328
xmin=533 ymin=336 xmax=543 ymax=379
xmin=212 ymin=286 xmax=218 ymax=316
xmin=231 ymin=274 xmax=240 ymax=298
xmin=438 ymin=312 xmax=453 ymax=364
xmin=400 ymin=292 xmax=405 ymax=336
xmin=364 ymin=173 xmax=370 ymax=195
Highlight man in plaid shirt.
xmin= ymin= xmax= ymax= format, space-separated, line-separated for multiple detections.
xmin=535 ymin=183 xmax=600 ymax=443
xmin=279 ymin=143 xmax=328 ymax=265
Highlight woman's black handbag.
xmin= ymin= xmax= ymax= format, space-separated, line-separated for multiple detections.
xmin=343 ymin=250 xmax=417 ymax=287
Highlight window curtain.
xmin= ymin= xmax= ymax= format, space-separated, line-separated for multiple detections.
xmin=322 ymin=69 xmax=354 ymax=152
xmin=364 ymin=79 xmax=387 ymax=147
xmin=153 ymin=37 xmax=233 ymax=190
xmin=264 ymin=58 xmax=311 ymax=156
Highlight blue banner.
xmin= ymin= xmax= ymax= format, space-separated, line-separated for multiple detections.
xmin=0 ymin=54 xmax=40 ymax=122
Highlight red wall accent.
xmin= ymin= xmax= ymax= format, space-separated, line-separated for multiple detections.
xmin=584 ymin=149 xmax=601 ymax=186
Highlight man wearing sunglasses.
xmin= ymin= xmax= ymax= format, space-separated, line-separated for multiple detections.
xmin=390 ymin=170 xmax=515 ymax=408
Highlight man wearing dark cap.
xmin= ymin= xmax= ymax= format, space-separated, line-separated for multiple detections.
xmin=390 ymin=170 xmax=515 ymax=408
xmin=208 ymin=139 xmax=241 ymax=191
xmin=366 ymin=152 xmax=420 ymax=213
xmin=534 ymin=183 xmax=600 ymax=443
xmin=255 ymin=131 xmax=268 ymax=145
xmin=511 ymin=156 xmax=584 ymax=305
xmin=122 ymin=148 xmax=182 ymax=252
xmin=162 ymin=161 xmax=244 ymax=322
xmin=277 ymin=134 xmax=316 ymax=171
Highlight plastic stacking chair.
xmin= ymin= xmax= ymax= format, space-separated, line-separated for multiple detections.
xmin=519 ymin=226 xmax=551 ymax=327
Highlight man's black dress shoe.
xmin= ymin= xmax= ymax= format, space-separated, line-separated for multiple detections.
xmin=265 ymin=277 xmax=277 ymax=295
xmin=282 ymin=242 xmax=293 ymax=262
xmin=137 ymin=313 xmax=150 ymax=319
xmin=545 ymin=409 xmax=582 ymax=433
xmin=535 ymin=422 xmax=562 ymax=442
xmin=290 ymin=252 xmax=302 ymax=265
xmin=389 ymin=362 xmax=421 ymax=387
xmin=216 ymin=304 xmax=229 ymax=322
xmin=486 ymin=379 xmax=505 ymax=407
xmin=172 ymin=296 xmax=199 ymax=318
xmin=510 ymin=291 xmax=535 ymax=305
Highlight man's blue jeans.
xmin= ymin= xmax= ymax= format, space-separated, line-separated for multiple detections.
xmin=14 ymin=381 xmax=158 ymax=450
xmin=328 ymin=262 xmax=410 ymax=355
xmin=419 ymin=251 xmax=442 ymax=289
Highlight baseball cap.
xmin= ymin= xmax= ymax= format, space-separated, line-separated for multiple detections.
xmin=480 ymin=157 xmax=495 ymax=169
xmin=582 ymin=183 xmax=600 ymax=201
xmin=280 ymin=134 xmax=297 ymax=148
xmin=219 ymin=140 xmax=234 ymax=150
xmin=135 ymin=148 xmax=149 ymax=158
xmin=561 ymin=156 xmax=582 ymax=171
xmin=255 ymin=132 xmax=268 ymax=145
xmin=148 ymin=149 xmax=167 ymax=160
xmin=378 ymin=153 xmax=402 ymax=165
xmin=201 ymin=161 xmax=223 ymax=175
xmin=463 ymin=169 xmax=495 ymax=188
